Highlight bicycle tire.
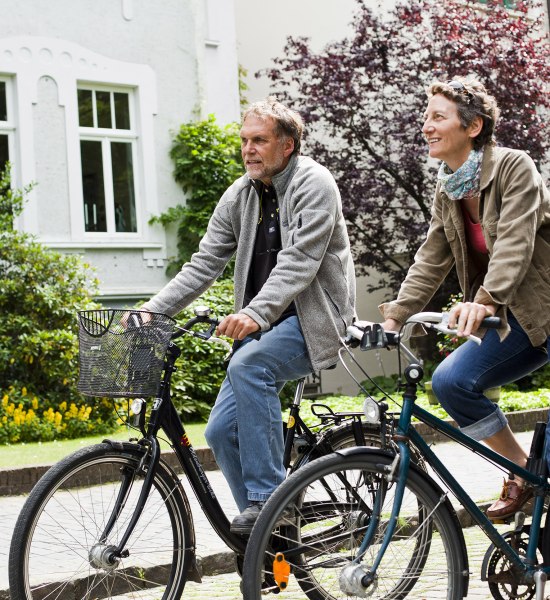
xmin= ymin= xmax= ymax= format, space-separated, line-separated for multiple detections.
xmin=242 ymin=450 xmax=466 ymax=600
xmin=9 ymin=442 xmax=194 ymax=600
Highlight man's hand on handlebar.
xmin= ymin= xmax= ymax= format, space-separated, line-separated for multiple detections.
xmin=216 ymin=313 xmax=260 ymax=340
xmin=448 ymin=301 xmax=497 ymax=337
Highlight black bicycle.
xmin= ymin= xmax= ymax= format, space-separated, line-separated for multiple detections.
xmin=8 ymin=307 xmax=401 ymax=600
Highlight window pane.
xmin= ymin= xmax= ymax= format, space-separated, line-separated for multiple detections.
xmin=0 ymin=82 xmax=7 ymax=122
xmin=111 ymin=142 xmax=137 ymax=232
xmin=0 ymin=134 xmax=8 ymax=174
xmin=114 ymin=93 xmax=131 ymax=130
xmin=77 ymin=89 xmax=93 ymax=127
xmin=96 ymin=91 xmax=112 ymax=129
xmin=80 ymin=140 xmax=107 ymax=232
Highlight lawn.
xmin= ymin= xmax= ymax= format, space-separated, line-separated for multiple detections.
xmin=0 ymin=422 xmax=208 ymax=468
xmin=1 ymin=387 xmax=548 ymax=469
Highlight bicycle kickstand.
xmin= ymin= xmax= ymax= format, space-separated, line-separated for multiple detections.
xmin=534 ymin=569 xmax=546 ymax=600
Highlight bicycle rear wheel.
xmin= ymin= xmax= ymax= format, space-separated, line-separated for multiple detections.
xmin=242 ymin=451 xmax=466 ymax=600
xmin=9 ymin=442 xmax=194 ymax=600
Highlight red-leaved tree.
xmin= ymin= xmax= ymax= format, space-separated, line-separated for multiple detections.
xmin=262 ymin=0 xmax=549 ymax=298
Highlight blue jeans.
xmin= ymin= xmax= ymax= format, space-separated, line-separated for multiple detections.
xmin=204 ymin=316 xmax=313 ymax=511
xmin=431 ymin=313 xmax=549 ymax=441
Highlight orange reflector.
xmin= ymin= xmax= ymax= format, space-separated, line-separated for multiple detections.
xmin=273 ymin=552 xmax=291 ymax=590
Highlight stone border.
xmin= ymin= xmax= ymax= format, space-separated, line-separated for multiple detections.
xmin=1 ymin=408 xmax=547 ymax=497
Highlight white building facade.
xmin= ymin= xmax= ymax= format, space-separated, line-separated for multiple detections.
xmin=0 ymin=0 xmax=240 ymax=304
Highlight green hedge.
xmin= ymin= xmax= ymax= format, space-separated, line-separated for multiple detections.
xmin=0 ymin=166 xmax=120 ymax=444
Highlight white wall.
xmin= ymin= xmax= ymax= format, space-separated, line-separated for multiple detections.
xmin=235 ymin=0 xmax=359 ymax=104
xmin=0 ymin=0 xmax=241 ymax=303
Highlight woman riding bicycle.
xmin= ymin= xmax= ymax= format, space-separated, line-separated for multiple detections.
xmin=381 ymin=76 xmax=550 ymax=520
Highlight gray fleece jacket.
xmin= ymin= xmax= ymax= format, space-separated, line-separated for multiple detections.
xmin=144 ymin=154 xmax=356 ymax=371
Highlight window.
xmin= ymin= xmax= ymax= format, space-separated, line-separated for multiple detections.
xmin=78 ymin=87 xmax=137 ymax=233
xmin=0 ymin=79 xmax=12 ymax=174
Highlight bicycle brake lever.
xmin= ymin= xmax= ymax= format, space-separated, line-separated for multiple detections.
xmin=428 ymin=322 xmax=482 ymax=346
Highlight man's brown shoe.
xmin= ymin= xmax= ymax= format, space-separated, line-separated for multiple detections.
xmin=486 ymin=478 xmax=533 ymax=520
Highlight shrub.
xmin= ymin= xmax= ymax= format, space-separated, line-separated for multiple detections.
xmin=167 ymin=278 xmax=235 ymax=421
xmin=0 ymin=165 xmax=120 ymax=443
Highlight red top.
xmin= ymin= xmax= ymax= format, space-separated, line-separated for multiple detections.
xmin=461 ymin=202 xmax=488 ymax=255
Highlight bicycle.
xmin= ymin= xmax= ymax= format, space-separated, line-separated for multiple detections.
xmin=8 ymin=306 xmax=396 ymax=600
xmin=242 ymin=312 xmax=550 ymax=600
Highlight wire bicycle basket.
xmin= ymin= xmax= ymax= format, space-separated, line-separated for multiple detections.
xmin=77 ymin=309 xmax=176 ymax=398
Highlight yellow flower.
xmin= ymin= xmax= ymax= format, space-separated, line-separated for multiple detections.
xmin=21 ymin=387 xmax=27 ymax=396
xmin=32 ymin=397 xmax=39 ymax=410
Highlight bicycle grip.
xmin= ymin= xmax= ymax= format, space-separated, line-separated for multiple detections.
xmin=481 ymin=317 xmax=501 ymax=329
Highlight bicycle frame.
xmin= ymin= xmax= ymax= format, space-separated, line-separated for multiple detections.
xmin=101 ymin=326 xmax=374 ymax=563
xmin=101 ymin=336 xmax=249 ymax=560
xmin=364 ymin=376 xmax=550 ymax=584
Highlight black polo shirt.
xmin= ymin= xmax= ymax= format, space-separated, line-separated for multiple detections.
xmin=244 ymin=182 xmax=296 ymax=323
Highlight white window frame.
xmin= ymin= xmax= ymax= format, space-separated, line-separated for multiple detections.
xmin=0 ymin=37 xmax=161 ymax=247
xmin=78 ymin=85 xmax=140 ymax=236
xmin=0 ymin=76 xmax=17 ymax=179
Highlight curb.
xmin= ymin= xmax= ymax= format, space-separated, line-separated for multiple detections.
xmin=2 ymin=407 xmax=547 ymax=497
xmin=1 ymin=408 xmax=547 ymax=584
xmin=0 ymin=446 xmax=218 ymax=497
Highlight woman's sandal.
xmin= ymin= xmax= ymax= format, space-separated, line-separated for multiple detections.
xmin=486 ymin=477 xmax=533 ymax=520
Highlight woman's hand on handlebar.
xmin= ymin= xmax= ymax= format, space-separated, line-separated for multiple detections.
xmin=217 ymin=313 xmax=260 ymax=340
xmin=448 ymin=301 xmax=497 ymax=337
xmin=381 ymin=318 xmax=402 ymax=334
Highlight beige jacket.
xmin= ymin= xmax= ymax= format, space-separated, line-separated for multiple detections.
xmin=380 ymin=145 xmax=550 ymax=346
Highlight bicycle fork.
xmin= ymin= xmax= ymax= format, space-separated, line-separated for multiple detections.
xmin=89 ymin=437 xmax=160 ymax=570
xmin=339 ymin=440 xmax=411 ymax=596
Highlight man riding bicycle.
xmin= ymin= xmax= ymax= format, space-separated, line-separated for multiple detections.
xmin=141 ymin=98 xmax=356 ymax=534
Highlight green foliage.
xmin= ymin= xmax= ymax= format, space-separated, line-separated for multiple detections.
xmin=167 ymin=278 xmax=235 ymax=421
xmin=0 ymin=165 xmax=120 ymax=444
xmin=152 ymin=115 xmax=243 ymax=275
xmin=288 ymin=387 xmax=550 ymax=431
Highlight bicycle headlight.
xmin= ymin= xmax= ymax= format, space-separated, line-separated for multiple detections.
xmin=130 ymin=398 xmax=145 ymax=415
xmin=363 ymin=397 xmax=380 ymax=424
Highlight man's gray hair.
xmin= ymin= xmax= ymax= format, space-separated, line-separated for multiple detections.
xmin=243 ymin=97 xmax=304 ymax=156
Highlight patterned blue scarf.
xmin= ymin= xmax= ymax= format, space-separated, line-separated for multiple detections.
xmin=438 ymin=149 xmax=483 ymax=201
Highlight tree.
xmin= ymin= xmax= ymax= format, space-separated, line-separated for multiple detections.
xmin=262 ymin=0 xmax=549 ymax=297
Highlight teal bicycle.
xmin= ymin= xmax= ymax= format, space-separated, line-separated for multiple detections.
xmin=242 ymin=312 xmax=550 ymax=600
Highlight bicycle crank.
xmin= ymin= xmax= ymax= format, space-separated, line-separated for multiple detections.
xmin=481 ymin=531 xmax=535 ymax=600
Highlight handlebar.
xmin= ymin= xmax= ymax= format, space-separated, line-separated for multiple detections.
xmin=347 ymin=312 xmax=502 ymax=350
xmin=173 ymin=310 xmax=233 ymax=356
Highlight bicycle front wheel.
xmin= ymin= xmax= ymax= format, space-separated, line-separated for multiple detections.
xmin=242 ymin=450 xmax=466 ymax=600
xmin=9 ymin=442 xmax=194 ymax=600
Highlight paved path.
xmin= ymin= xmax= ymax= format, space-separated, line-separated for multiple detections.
xmin=0 ymin=430 xmax=543 ymax=599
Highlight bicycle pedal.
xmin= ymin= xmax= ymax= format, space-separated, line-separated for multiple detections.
xmin=514 ymin=511 xmax=526 ymax=533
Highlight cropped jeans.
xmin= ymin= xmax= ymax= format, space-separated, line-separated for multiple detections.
xmin=431 ymin=313 xmax=549 ymax=441
xmin=204 ymin=315 xmax=312 ymax=511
